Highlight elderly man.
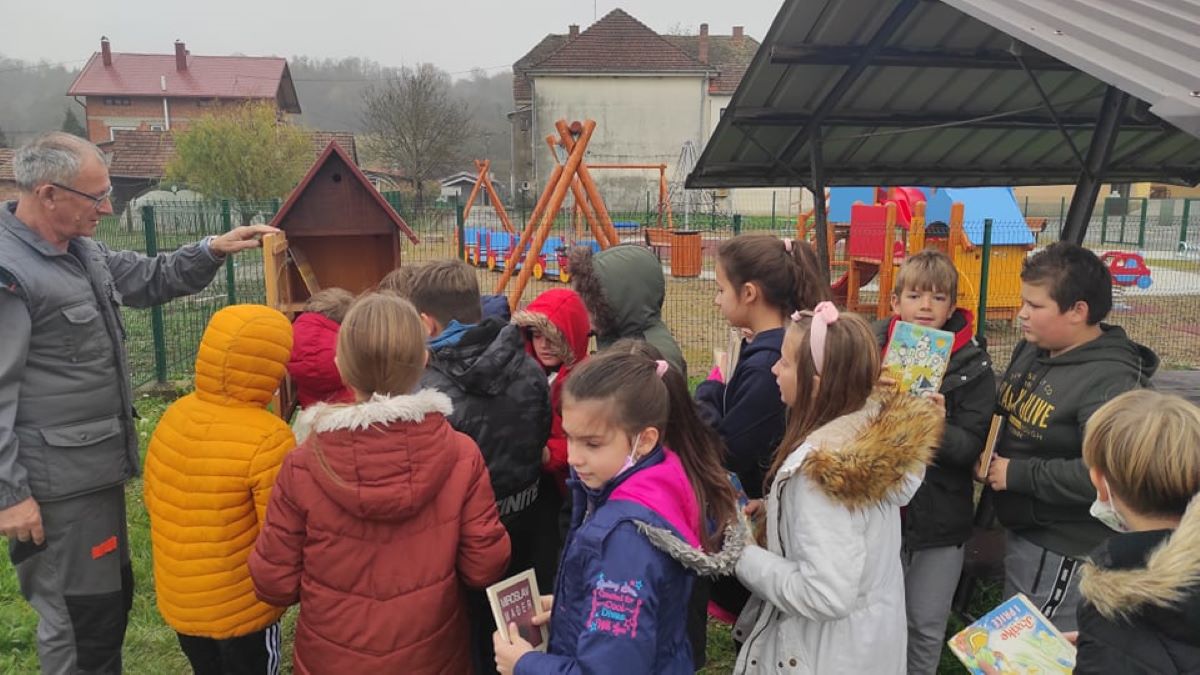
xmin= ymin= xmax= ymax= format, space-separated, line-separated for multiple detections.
xmin=0 ymin=132 xmax=275 ymax=674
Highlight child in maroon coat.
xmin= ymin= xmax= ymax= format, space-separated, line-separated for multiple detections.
xmin=251 ymin=293 xmax=510 ymax=674
xmin=286 ymin=288 xmax=355 ymax=407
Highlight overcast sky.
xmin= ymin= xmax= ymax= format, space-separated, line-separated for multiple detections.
xmin=6 ymin=0 xmax=780 ymax=75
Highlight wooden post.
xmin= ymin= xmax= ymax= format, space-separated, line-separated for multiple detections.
xmin=509 ymin=120 xmax=597 ymax=308
xmin=556 ymin=120 xmax=620 ymax=246
xmin=571 ymin=176 xmax=607 ymax=245
xmin=909 ymin=201 xmax=926 ymax=254
xmin=494 ymin=138 xmax=563 ymax=294
xmin=477 ymin=159 xmax=517 ymax=234
xmin=461 ymin=159 xmax=489 ymax=226
xmin=877 ymin=202 xmax=898 ymax=319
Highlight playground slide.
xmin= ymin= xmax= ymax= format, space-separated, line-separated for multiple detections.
xmin=830 ymin=262 xmax=879 ymax=306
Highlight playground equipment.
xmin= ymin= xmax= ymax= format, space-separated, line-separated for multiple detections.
xmin=459 ymin=159 xmax=516 ymax=235
xmin=492 ymin=119 xmax=624 ymax=307
xmin=1101 ymin=251 xmax=1153 ymax=289
xmin=810 ymin=187 xmax=1034 ymax=324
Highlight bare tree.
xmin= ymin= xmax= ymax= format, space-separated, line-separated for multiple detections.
xmin=361 ymin=63 xmax=473 ymax=205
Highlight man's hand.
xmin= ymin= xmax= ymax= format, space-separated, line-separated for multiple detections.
xmin=0 ymin=497 xmax=44 ymax=545
xmin=987 ymin=456 xmax=1010 ymax=492
xmin=209 ymin=225 xmax=280 ymax=256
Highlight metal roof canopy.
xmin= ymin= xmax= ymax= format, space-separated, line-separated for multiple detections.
xmin=687 ymin=0 xmax=1200 ymax=246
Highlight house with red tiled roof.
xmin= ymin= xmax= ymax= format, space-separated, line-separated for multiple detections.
xmin=510 ymin=9 xmax=760 ymax=208
xmin=67 ymin=38 xmax=301 ymax=145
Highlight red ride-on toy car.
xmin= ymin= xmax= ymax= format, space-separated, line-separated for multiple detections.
xmin=1100 ymin=251 xmax=1153 ymax=289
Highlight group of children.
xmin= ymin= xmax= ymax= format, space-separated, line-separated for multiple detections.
xmin=137 ymin=234 xmax=1198 ymax=674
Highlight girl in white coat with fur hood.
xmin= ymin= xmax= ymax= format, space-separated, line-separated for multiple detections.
xmin=732 ymin=303 xmax=942 ymax=674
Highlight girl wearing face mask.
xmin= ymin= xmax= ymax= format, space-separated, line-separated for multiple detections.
xmin=492 ymin=348 xmax=740 ymax=675
xmin=1072 ymin=389 xmax=1200 ymax=673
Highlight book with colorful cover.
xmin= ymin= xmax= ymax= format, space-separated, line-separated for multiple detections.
xmin=947 ymin=594 xmax=1076 ymax=674
xmin=486 ymin=569 xmax=548 ymax=651
xmin=882 ymin=321 xmax=954 ymax=395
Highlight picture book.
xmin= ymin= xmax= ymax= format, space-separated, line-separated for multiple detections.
xmin=882 ymin=321 xmax=954 ymax=395
xmin=948 ymin=593 xmax=1076 ymax=674
xmin=486 ymin=569 xmax=548 ymax=651
xmin=974 ymin=414 xmax=1007 ymax=483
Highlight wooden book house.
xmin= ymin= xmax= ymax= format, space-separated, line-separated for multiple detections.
xmin=264 ymin=141 xmax=418 ymax=314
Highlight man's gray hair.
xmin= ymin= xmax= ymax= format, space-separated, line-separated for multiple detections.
xmin=13 ymin=132 xmax=106 ymax=192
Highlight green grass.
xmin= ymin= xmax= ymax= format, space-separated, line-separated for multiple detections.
xmin=3 ymin=393 xmax=997 ymax=673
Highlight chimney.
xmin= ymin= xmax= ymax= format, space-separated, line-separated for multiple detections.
xmin=698 ymin=23 xmax=709 ymax=64
xmin=174 ymin=40 xmax=187 ymax=71
xmin=733 ymin=25 xmax=745 ymax=47
xmin=569 ymin=24 xmax=579 ymax=39
xmin=101 ymin=37 xmax=112 ymax=67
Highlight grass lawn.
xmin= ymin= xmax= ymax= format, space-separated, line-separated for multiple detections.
xmin=2 ymin=391 xmax=999 ymax=673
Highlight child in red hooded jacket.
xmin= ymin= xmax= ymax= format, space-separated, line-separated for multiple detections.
xmin=513 ymin=288 xmax=591 ymax=586
xmin=287 ymin=288 xmax=356 ymax=408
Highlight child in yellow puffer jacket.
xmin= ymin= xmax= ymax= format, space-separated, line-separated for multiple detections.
xmin=144 ymin=304 xmax=296 ymax=674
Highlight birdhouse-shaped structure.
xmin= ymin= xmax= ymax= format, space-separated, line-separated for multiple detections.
xmin=265 ymin=141 xmax=418 ymax=312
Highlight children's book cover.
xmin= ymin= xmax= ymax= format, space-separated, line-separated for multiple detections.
xmin=948 ymin=594 xmax=1076 ymax=674
xmin=883 ymin=321 xmax=954 ymax=395
xmin=486 ymin=569 xmax=548 ymax=651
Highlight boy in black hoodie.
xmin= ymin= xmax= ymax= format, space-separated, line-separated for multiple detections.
xmin=874 ymin=249 xmax=996 ymax=675
xmin=986 ymin=242 xmax=1158 ymax=632
xmin=409 ymin=259 xmax=551 ymax=675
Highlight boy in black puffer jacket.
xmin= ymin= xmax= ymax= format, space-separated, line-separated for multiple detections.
xmin=873 ymin=249 xmax=996 ymax=675
xmin=409 ymin=260 xmax=551 ymax=675
xmin=1074 ymin=389 xmax=1200 ymax=674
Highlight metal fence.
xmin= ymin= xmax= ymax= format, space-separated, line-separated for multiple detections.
xmin=98 ymin=194 xmax=1200 ymax=390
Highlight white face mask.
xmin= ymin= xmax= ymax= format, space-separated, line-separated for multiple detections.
xmin=615 ymin=432 xmax=643 ymax=479
xmin=1089 ymin=479 xmax=1130 ymax=532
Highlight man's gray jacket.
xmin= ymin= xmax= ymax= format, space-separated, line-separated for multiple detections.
xmin=0 ymin=201 xmax=224 ymax=509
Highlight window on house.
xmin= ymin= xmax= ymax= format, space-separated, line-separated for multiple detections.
xmin=149 ymin=124 xmax=165 ymax=131
xmin=102 ymin=97 xmax=132 ymax=106
xmin=109 ymin=126 xmax=136 ymax=141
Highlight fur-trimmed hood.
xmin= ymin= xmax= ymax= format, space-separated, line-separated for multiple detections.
xmin=511 ymin=288 xmax=589 ymax=369
xmin=797 ymin=390 xmax=942 ymax=509
xmin=292 ymin=389 xmax=462 ymax=522
xmin=1080 ymin=495 xmax=1200 ymax=624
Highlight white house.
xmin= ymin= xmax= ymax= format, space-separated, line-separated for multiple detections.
xmin=511 ymin=9 xmax=804 ymax=218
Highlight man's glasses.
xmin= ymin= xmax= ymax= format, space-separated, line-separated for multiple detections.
xmin=50 ymin=183 xmax=113 ymax=211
